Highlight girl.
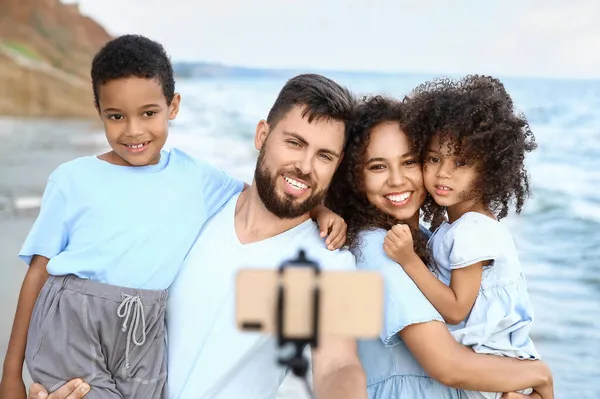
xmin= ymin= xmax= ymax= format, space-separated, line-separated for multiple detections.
xmin=384 ymin=75 xmax=541 ymax=399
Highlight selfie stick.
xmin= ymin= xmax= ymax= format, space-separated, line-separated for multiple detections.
xmin=276 ymin=249 xmax=320 ymax=397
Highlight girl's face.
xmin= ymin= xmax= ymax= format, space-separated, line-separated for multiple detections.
xmin=361 ymin=122 xmax=426 ymax=229
xmin=423 ymin=133 xmax=481 ymax=219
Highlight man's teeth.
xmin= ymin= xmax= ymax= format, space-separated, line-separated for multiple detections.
xmin=386 ymin=192 xmax=411 ymax=202
xmin=284 ymin=176 xmax=308 ymax=190
xmin=437 ymin=186 xmax=450 ymax=191
xmin=127 ymin=143 xmax=146 ymax=149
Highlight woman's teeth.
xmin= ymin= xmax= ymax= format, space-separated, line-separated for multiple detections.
xmin=386 ymin=192 xmax=411 ymax=202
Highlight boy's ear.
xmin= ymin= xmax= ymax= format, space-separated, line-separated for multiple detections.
xmin=169 ymin=93 xmax=182 ymax=120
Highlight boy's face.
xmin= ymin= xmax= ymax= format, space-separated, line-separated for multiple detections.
xmin=96 ymin=77 xmax=180 ymax=166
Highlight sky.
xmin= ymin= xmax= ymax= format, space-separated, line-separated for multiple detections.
xmin=64 ymin=0 xmax=600 ymax=79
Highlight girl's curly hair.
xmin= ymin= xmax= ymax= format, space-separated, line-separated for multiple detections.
xmin=405 ymin=75 xmax=538 ymax=224
xmin=325 ymin=95 xmax=429 ymax=259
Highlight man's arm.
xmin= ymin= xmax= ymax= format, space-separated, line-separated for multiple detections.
xmin=400 ymin=320 xmax=553 ymax=398
xmin=1 ymin=256 xmax=50 ymax=398
xmin=311 ymin=336 xmax=367 ymax=399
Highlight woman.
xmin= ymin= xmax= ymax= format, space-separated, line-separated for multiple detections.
xmin=325 ymin=95 xmax=553 ymax=399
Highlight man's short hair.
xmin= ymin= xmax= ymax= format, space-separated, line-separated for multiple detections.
xmin=266 ymin=74 xmax=356 ymax=143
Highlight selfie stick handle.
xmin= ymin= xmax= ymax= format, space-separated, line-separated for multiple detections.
xmin=276 ymin=249 xmax=321 ymax=379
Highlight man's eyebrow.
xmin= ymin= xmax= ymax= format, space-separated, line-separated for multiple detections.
xmin=283 ymin=131 xmax=308 ymax=146
xmin=283 ymin=131 xmax=341 ymax=158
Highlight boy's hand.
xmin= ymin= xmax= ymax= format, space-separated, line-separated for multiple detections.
xmin=0 ymin=377 xmax=26 ymax=399
xmin=384 ymin=224 xmax=417 ymax=265
xmin=311 ymin=205 xmax=347 ymax=250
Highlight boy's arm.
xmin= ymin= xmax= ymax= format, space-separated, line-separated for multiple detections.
xmin=1 ymin=256 xmax=49 ymax=390
xmin=401 ymin=255 xmax=484 ymax=325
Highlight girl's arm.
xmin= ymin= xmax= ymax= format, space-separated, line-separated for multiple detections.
xmin=385 ymin=224 xmax=484 ymax=324
xmin=400 ymin=320 xmax=553 ymax=398
xmin=400 ymin=254 xmax=484 ymax=324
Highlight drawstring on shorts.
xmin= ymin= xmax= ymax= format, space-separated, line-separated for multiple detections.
xmin=117 ymin=294 xmax=147 ymax=370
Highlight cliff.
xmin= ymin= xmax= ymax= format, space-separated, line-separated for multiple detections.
xmin=0 ymin=0 xmax=112 ymax=117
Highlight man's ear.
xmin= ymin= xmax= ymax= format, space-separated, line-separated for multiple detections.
xmin=255 ymin=120 xmax=269 ymax=151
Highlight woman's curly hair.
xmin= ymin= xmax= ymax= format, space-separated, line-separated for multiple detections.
xmin=325 ymin=95 xmax=429 ymax=259
xmin=404 ymin=75 xmax=538 ymax=224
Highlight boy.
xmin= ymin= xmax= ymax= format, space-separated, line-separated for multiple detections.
xmin=0 ymin=35 xmax=345 ymax=399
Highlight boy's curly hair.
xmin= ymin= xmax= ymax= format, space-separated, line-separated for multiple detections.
xmin=91 ymin=34 xmax=175 ymax=107
xmin=405 ymin=75 xmax=538 ymax=224
xmin=325 ymin=95 xmax=429 ymax=259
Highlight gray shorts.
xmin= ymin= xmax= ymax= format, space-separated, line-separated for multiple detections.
xmin=25 ymin=275 xmax=168 ymax=399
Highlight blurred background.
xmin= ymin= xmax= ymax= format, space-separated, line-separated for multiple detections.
xmin=1 ymin=0 xmax=599 ymax=398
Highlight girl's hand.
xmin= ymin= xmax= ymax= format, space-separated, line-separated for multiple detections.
xmin=384 ymin=224 xmax=417 ymax=265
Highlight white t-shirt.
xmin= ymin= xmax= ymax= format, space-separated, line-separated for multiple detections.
xmin=166 ymin=193 xmax=357 ymax=399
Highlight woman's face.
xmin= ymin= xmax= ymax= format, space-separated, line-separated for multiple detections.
xmin=361 ymin=122 xmax=426 ymax=228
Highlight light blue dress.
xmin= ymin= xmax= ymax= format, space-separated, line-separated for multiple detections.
xmin=353 ymin=228 xmax=461 ymax=399
xmin=428 ymin=212 xmax=539 ymax=399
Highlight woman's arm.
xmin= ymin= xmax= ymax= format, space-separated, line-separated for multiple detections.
xmin=400 ymin=320 xmax=553 ymax=398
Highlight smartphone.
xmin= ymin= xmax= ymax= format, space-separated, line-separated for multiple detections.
xmin=235 ymin=267 xmax=384 ymax=339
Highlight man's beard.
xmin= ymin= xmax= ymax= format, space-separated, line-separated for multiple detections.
xmin=254 ymin=148 xmax=326 ymax=219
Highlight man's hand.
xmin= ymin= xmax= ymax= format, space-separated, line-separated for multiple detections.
xmin=0 ymin=376 xmax=26 ymax=399
xmin=28 ymin=380 xmax=89 ymax=399
xmin=310 ymin=205 xmax=347 ymax=250
xmin=384 ymin=224 xmax=417 ymax=265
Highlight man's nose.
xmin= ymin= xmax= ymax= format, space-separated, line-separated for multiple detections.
xmin=295 ymin=153 xmax=313 ymax=176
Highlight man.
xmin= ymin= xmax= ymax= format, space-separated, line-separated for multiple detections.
xmin=28 ymin=74 xmax=367 ymax=399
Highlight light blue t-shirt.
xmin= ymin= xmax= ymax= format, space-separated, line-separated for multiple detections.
xmin=354 ymin=228 xmax=460 ymax=399
xmin=19 ymin=148 xmax=244 ymax=290
xmin=166 ymin=193 xmax=357 ymax=399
